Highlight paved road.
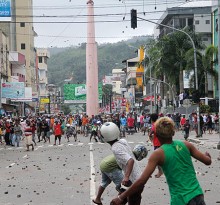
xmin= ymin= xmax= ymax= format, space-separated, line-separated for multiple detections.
xmin=0 ymin=131 xmax=219 ymax=205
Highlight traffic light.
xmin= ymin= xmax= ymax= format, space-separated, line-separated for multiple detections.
xmin=131 ymin=9 xmax=137 ymax=29
xmin=192 ymin=90 xmax=200 ymax=103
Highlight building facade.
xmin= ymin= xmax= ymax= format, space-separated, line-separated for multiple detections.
xmin=37 ymin=48 xmax=50 ymax=98
xmin=156 ymin=1 xmax=213 ymax=97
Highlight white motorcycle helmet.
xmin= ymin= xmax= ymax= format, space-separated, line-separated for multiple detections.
xmin=100 ymin=122 xmax=120 ymax=142
xmin=133 ymin=144 xmax=148 ymax=161
xmin=66 ymin=124 xmax=70 ymax=127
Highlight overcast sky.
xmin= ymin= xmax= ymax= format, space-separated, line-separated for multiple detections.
xmin=33 ymin=0 xmax=184 ymax=48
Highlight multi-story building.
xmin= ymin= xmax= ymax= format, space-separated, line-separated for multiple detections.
xmin=156 ymin=1 xmax=213 ymax=97
xmin=122 ymin=47 xmax=145 ymax=112
xmin=212 ymin=1 xmax=219 ymax=99
xmin=37 ymin=48 xmax=50 ymax=98
xmin=0 ymin=0 xmax=37 ymax=91
xmin=157 ymin=1 xmax=212 ymax=46
xmin=112 ymin=69 xmax=125 ymax=94
xmin=14 ymin=0 xmax=37 ymax=91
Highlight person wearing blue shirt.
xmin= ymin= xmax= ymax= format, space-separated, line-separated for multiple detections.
xmin=120 ymin=115 xmax=127 ymax=138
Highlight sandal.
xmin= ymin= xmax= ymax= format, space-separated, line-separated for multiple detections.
xmin=92 ymin=199 xmax=103 ymax=205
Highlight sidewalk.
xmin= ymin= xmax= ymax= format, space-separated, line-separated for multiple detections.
xmin=188 ymin=132 xmax=220 ymax=149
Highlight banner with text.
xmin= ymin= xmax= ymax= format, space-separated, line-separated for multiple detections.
xmin=0 ymin=0 xmax=11 ymax=21
xmin=63 ymin=83 xmax=102 ymax=103
xmin=2 ymin=82 xmax=25 ymax=99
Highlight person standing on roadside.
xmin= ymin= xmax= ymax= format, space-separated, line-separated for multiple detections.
xmin=24 ymin=119 xmax=34 ymax=151
xmin=127 ymin=114 xmax=135 ymax=135
xmin=30 ymin=119 xmax=37 ymax=145
xmin=53 ymin=120 xmax=62 ymax=145
xmin=183 ymin=119 xmax=191 ymax=141
xmin=120 ymin=114 xmax=127 ymax=138
xmin=148 ymin=113 xmax=163 ymax=178
xmin=12 ymin=119 xmax=22 ymax=147
xmin=4 ymin=120 xmax=11 ymax=145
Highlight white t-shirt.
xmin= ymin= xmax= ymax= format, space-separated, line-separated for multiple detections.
xmin=111 ymin=139 xmax=141 ymax=183
xmin=179 ymin=93 xmax=183 ymax=101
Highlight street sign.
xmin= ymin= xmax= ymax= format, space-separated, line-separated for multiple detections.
xmin=40 ymin=98 xmax=50 ymax=104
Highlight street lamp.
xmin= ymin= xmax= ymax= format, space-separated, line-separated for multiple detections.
xmin=137 ymin=16 xmax=200 ymax=136
xmin=144 ymin=54 xmax=161 ymax=113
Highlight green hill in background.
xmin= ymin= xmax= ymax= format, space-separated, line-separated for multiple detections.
xmin=47 ymin=36 xmax=153 ymax=86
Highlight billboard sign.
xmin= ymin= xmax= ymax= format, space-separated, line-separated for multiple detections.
xmin=11 ymin=87 xmax=33 ymax=102
xmin=0 ymin=0 xmax=11 ymax=18
xmin=40 ymin=98 xmax=50 ymax=104
xmin=2 ymin=82 xmax=25 ymax=99
xmin=64 ymin=83 xmax=102 ymax=104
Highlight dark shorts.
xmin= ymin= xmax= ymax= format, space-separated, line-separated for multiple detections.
xmin=127 ymin=186 xmax=143 ymax=205
xmin=154 ymin=146 xmax=160 ymax=150
xmin=55 ymin=135 xmax=61 ymax=141
xmin=187 ymin=194 xmax=206 ymax=205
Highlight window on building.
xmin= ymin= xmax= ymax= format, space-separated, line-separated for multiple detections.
xmin=188 ymin=18 xmax=193 ymax=26
xmin=21 ymin=43 xmax=26 ymax=50
xmin=20 ymin=22 xmax=25 ymax=27
xmin=206 ymin=20 xmax=210 ymax=24
xmin=44 ymin=57 xmax=47 ymax=64
xmin=195 ymin=20 xmax=199 ymax=25
xmin=179 ymin=18 xmax=186 ymax=28
xmin=203 ymin=37 xmax=208 ymax=41
xmin=39 ymin=57 xmax=43 ymax=63
xmin=128 ymin=62 xmax=137 ymax=67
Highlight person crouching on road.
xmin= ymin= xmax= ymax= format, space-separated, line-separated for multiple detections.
xmin=53 ymin=120 xmax=62 ymax=145
xmin=24 ymin=120 xmax=34 ymax=151
xmin=110 ymin=117 xmax=212 ymax=205
xmin=92 ymin=144 xmax=148 ymax=205
xmin=100 ymin=122 xmax=143 ymax=205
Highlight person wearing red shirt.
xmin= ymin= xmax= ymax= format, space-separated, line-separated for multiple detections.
xmin=148 ymin=113 xmax=163 ymax=178
xmin=53 ymin=120 xmax=62 ymax=145
xmin=127 ymin=114 xmax=135 ymax=135
xmin=4 ymin=120 xmax=11 ymax=145
xmin=180 ymin=115 xmax=186 ymax=129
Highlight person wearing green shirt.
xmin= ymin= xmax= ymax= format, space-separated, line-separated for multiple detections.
xmin=111 ymin=117 xmax=212 ymax=205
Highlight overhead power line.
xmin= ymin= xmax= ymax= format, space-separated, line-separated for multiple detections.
xmin=13 ymin=0 xmax=189 ymax=10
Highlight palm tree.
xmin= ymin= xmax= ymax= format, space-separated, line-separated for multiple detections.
xmin=185 ymin=45 xmax=218 ymax=97
xmin=145 ymin=28 xmax=204 ymax=94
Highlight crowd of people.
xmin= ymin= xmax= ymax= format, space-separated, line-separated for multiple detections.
xmin=0 ymin=111 xmax=218 ymax=150
xmin=0 ymin=111 xmax=215 ymax=204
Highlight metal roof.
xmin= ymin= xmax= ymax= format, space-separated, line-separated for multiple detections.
xmin=177 ymin=1 xmax=212 ymax=8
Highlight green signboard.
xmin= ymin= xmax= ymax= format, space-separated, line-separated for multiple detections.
xmin=63 ymin=83 xmax=102 ymax=103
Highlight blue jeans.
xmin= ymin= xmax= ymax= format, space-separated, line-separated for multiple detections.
xmin=100 ymin=168 xmax=123 ymax=189
xmin=12 ymin=134 xmax=21 ymax=147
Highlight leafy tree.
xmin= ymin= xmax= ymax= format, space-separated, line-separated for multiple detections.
xmin=48 ymin=37 xmax=152 ymax=86
xmin=144 ymin=28 xmax=204 ymax=96
xmin=185 ymin=45 xmax=218 ymax=97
